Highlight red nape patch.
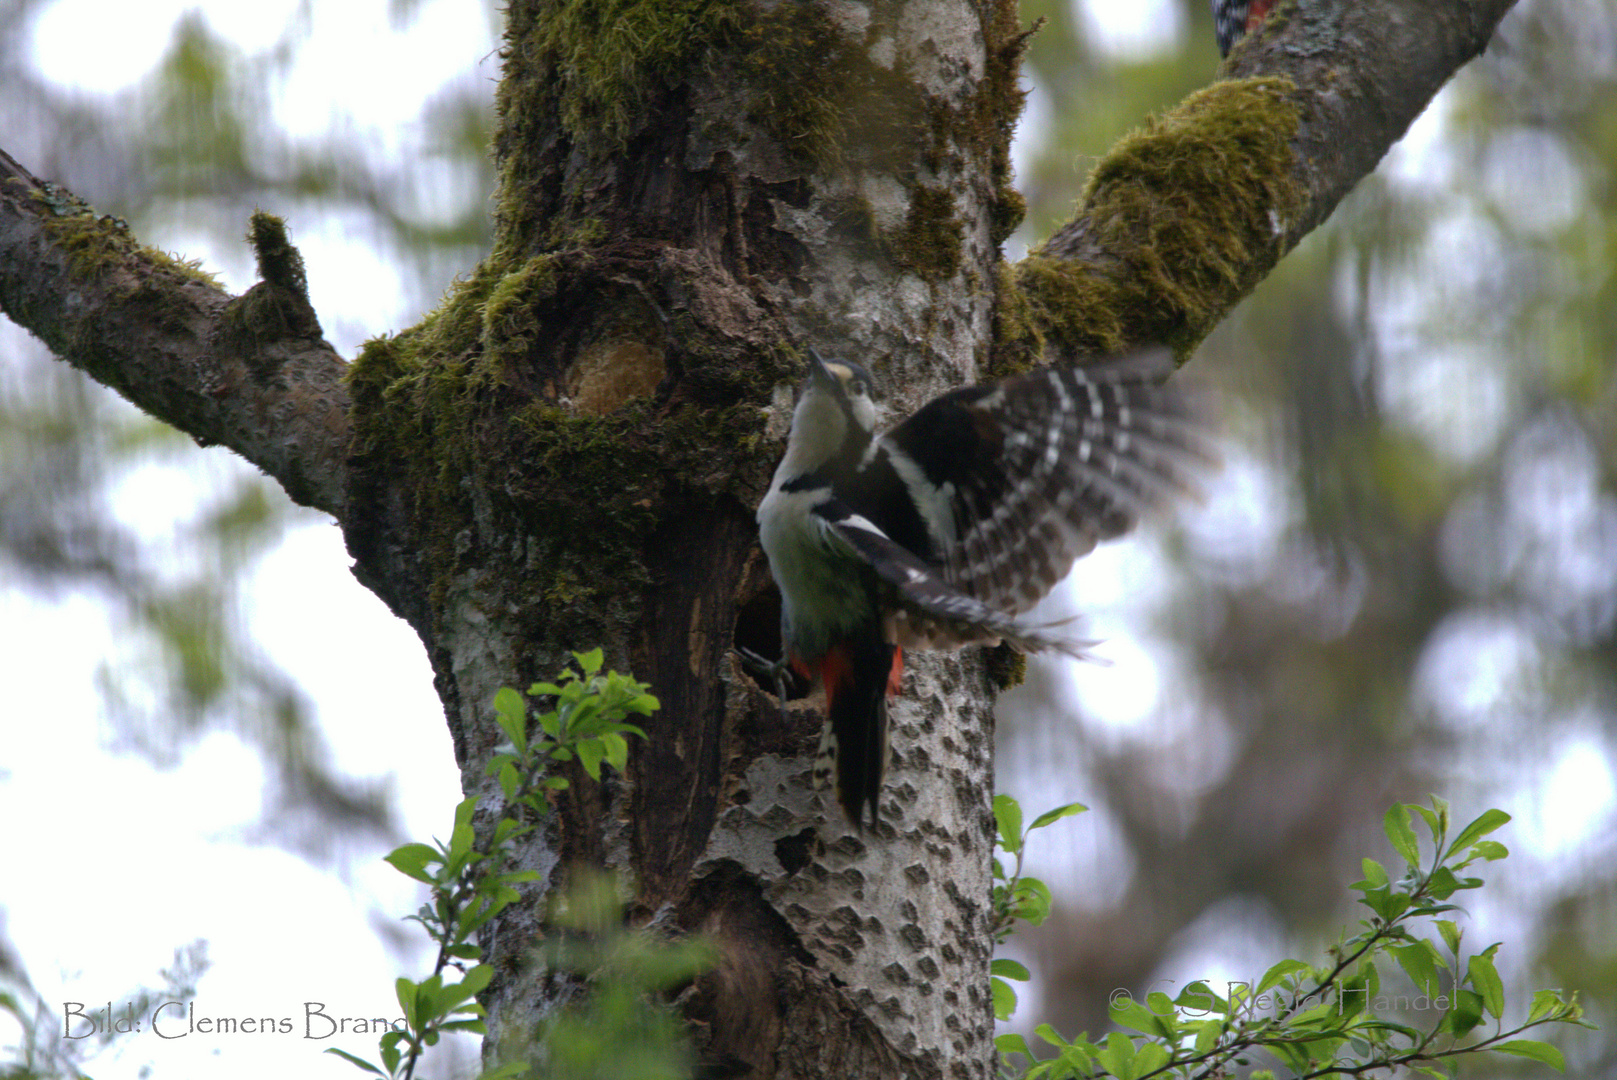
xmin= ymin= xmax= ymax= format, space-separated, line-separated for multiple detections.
xmin=886 ymin=646 xmax=903 ymax=696
xmin=1247 ymin=0 xmax=1275 ymax=30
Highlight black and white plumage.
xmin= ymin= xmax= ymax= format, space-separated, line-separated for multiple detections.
xmin=1212 ymin=0 xmax=1274 ymax=57
xmin=756 ymin=347 xmax=1207 ymax=828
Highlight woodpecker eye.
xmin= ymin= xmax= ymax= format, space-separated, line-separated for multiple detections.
xmin=849 ymin=378 xmax=868 ymax=397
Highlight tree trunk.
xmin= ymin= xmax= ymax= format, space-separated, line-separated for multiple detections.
xmin=0 ymin=1 xmax=1521 ymax=1076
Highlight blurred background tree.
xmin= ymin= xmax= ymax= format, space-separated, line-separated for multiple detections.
xmin=0 ymin=2 xmax=497 ymax=1075
xmin=996 ymin=0 xmax=1617 ymax=1072
xmin=1 ymin=0 xmax=1613 ymax=1076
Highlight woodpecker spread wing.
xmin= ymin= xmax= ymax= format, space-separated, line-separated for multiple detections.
xmin=814 ymin=501 xmax=1099 ymax=658
xmin=871 ymin=348 xmax=1209 ymax=618
xmin=756 ymin=344 xmax=1210 ymax=831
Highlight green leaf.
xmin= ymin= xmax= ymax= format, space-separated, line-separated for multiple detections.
xmin=439 ymin=1018 xmax=489 ymax=1034
xmin=1437 ymin=919 xmax=1462 ymax=955
xmin=1444 ymin=989 xmax=1485 ymax=1036
xmin=562 ymin=696 xmax=602 ymax=738
xmin=322 ymin=1048 xmax=386 ymax=1075
xmin=538 ymin=709 xmax=561 ymax=738
xmin=1468 ymin=953 xmax=1505 ymax=1019
xmin=380 ymin=1033 xmax=403 ymax=1075
xmin=493 ymin=687 xmax=527 ymax=753
xmin=431 ymin=966 xmax=492 ymax=1015
xmin=600 ymin=731 xmax=630 ymax=772
xmin=994 ymin=794 xmax=1024 ymax=854
xmin=991 ymin=958 xmax=1031 ymax=981
xmin=1030 ymin=802 xmax=1088 ymax=831
xmin=1335 ymin=974 xmax=1372 ymax=1020
xmin=1286 ymin=1000 xmax=1340 ymax=1029
xmin=1446 ymin=809 xmax=1511 ymax=861
xmin=1492 ymin=1039 xmax=1566 ymax=1072
xmin=996 ymin=1032 xmax=1034 ymax=1059
xmin=1010 ymin=877 xmax=1052 ymax=925
xmin=384 ymin=843 xmax=441 ymax=884
xmin=1177 ymin=981 xmax=1227 ymax=1015
xmin=627 ymin=692 xmax=660 ymax=715
xmin=1257 ymin=958 xmax=1311 ymax=994
xmin=1358 ymin=857 xmax=1390 ymax=889
xmin=1528 ymin=988 xmax=1570 ymax=1023
xmin=991 ymin=976 xmax=1018 ymax=1021
xmin=1111 ymin=997 xmax=1176 ymax=1040
xmin=1412 ymin=802 xmax=1443 ymax=840
xmin=1384 ymin=804 xmax=1421 ymax=869
xmin=1192 ymin=1018 xmax=1224 ymax=1053
xmin=574 ymin=647 xmax=604 ymax=675
xmin=1095 ymin=1031 xmax=1138 ymax=1080
xmin=1261 ymin=1040 xmax=1309 ymax=1074
xmin=1133 ymin=1041 xmax=1170 ymax=1076
xmin=1143 ymin=992 xmax=1179 ymax=1036
xmin=1359 ymin=1018 xmax=1422 ymax=1041
xmin=446 ymin=823 xmax=477 ymax=875
xmin=576 ymin=737 xmax=605 ymax=781
xmin=396 ymin=976 xmax=420 ymax=1029
xmin=463 ymin=963 xmax=495 ymax=995
xmin=1034 ymin=1023 xmax=1069 ymax=1050
xmin=1358 ymin=888 xmax=1392 ymax=921
xmin=1392 ymin=942 xmax=1441 ymax=997
xmin=498 ymin=760 xmax=520 ymax=801
xmin=1427 ymin=866 xmax=1464 ymax=899
xmin=1470 ymin=839 xmax=1509 ymax=862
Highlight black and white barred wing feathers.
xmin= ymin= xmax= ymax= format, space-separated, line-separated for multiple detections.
xmin=814 ymin=501 xmax=1100 ymax=659
xmin=877 ymin=348 xmax=1210 ymax=619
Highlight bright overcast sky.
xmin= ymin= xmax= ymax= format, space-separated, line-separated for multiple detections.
xmin=4 ymin=2 xmax=488 ymax=1077
xmin=6 ymin=1 xmax=1614 ymax=1077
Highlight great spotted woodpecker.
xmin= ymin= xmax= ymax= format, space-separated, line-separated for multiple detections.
xmin=754 ymin=347 xmax=1205 ymax=828
xmin=1213 ymin=0 xmax=1277 ymax=57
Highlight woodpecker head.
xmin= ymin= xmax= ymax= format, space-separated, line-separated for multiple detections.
xmin=807 ymin=348 xmax=877 ymax=433
xmin=777 ymin=348 xmax=879 ymax=480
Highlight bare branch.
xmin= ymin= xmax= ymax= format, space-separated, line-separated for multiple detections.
xmin=0 ymin=148 xmax=351 ymax=517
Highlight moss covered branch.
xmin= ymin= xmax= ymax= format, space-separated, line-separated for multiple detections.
xmin=1011 ymin=0 xmax=1519 ymax=367
xmin=0 ymin=148 xmax=351 ymax=516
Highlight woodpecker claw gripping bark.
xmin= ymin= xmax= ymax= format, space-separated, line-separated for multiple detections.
xmin=755 ymin=346 xmax=1211 ymax=829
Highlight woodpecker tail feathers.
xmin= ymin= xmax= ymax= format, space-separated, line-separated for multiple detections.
xmin=810 ymin=637 xmax=899 ymax=829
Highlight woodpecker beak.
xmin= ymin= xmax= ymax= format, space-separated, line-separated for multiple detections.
xmin=808 ymin=348 xmax=838 ymax=390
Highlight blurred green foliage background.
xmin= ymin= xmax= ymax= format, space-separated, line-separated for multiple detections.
xmin=1 ymin=0 xmax=1614 ymax=1075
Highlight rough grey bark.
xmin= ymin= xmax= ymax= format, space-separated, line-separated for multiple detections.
xmin=0 ymin=151 xmax=351 ymax=516
xmin=0 ymin=1 xmax=1520 ymax=1077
